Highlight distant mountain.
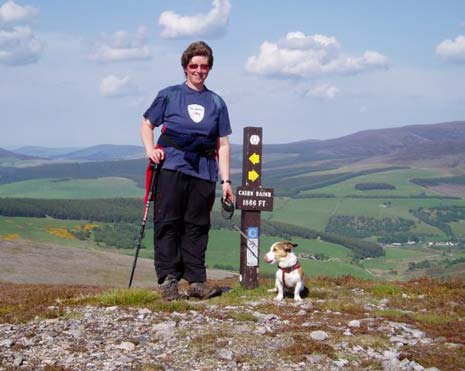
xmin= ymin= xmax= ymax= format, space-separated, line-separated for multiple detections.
xmin=1 ymin=120 xmax=465 ymax=199
xmin=57 ymin=144 xmax=145 ymax=161
xmin=14 ymin=146 xmax=83 ymax=158
xmin=0 ymin=147 xmax=37 ymax=161
xmin=319 ymin=121 xmax=465 ymax=156
xmin=7 ymin=145 xmax=144 ymax=161
xmin=2 ymin=120 xmax=465 ymax=172
xmin=365 ymin=139 xmax=465 ymax=171
xmin=263 ymin=121 xmax=465 ymax=165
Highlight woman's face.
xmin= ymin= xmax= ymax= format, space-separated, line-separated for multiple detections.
xmin=184 ymin=55 xmax=210 ymax=89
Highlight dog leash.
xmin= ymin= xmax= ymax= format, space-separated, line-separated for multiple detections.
xmin=221 ymin=198 xmax=259 ymax=261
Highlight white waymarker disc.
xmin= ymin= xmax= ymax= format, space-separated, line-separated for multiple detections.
xmin=250 ymin=135 xmax=260 ymax=145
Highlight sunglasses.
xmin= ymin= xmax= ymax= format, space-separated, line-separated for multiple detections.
xmin=187 ymin=63 xmax=210 ymax=71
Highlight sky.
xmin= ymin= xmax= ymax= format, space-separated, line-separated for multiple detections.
xmin=1 ymin=0 xmax=465 ymax=148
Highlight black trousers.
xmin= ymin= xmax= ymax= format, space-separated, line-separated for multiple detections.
xmin=153 ymin=169 xmax=216 ymax=284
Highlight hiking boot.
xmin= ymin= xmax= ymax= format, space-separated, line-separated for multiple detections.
xmin=187 ymin=282 xmax=222 ymax=300
xmin=158 ymin=275 xmax=180 ymax=301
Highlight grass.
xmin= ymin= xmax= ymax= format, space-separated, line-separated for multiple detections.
xmin=0 ymin=177 xmax=144 ymax=199
xmin=400 ymin=344 xmax=465 ymax=371
xmin=4 ymin=212 xmax=463 ymax=284
xmin=92 ymin=288 xmax=159 ymax=306
xmin=267 ymin=167 xmax=465 ymax=242
xmin=279 ymin=334 xmax=336 ymax=361
xmin=384 ymin=247 xmax=432 ymax=259
xmin=371 ymin=283 xmax=403 ymax=297
xmin=318 ymin=300 xmax=366 ymax=316
xmin=300 ymin=168 xmax=442 ymax=197
xmin=0 ymin=216 xmax=102 ymax=248
xmin=0 ymin=216 xmax=380 ymax=281
xmin=0 ymin=282 xmax=102 ymax=323
xmin=78 ymin=287 xmax=201 ymax=313
xmin=450 ymin=220 xmax=465 ymax=238
xmin=268 ymin=195 xmax=463 ymax=238
xmin=269 ymin=197 xmax=341 ymax=230
xmin=360 ymin=246 xmax=448 ymax=280
xmin=209 ymin=281 xmax=274 ymax=306
xmin=2 ymin=166 xmax=465 ymax=282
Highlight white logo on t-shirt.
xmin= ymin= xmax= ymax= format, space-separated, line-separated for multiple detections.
xmin=187 ymin=104 xmax=205 ymax=123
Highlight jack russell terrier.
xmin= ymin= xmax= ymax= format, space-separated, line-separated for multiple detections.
xmin=264 ymin=241 xmax=305 ymax=302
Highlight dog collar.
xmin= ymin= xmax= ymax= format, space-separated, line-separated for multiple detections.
xmin=278 ymin=261 xmax=301 ymax=273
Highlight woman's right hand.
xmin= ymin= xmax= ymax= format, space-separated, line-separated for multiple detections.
xmin=147 ymin=147 xmax=165 ymax=164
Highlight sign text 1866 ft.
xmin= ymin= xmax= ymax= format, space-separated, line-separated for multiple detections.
xmin=236 ymin=186 xmax=274 ymax=212
xmin=236 ymin=127 xmax=274 ymax=289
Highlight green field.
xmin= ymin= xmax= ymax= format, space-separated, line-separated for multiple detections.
xmin=1 ymin=168 xmax=464 ymax=242
xmin=268 ymin=197 xmax=464 ymax=237
xmin=1 ymin=164 xmax=465 ymax=281
xmin=451 ymin=220 xmax=465 ymax=239
xmin=1 ymin=216 xmax=87 ymax=246
xmin=299 ymin=168 xmax=442 ymax=197
xmin=137 ymin=229 xmax=357 ymax=276
xmin=267 ymin=167 xmax=465 ymax=240
xmin=0 ymin=177 xmax=144 ymax=199
xmin=3 ymin=215 xmax=462 ymax=281
xmin=0 ymin=216 xmax=368 ymax=279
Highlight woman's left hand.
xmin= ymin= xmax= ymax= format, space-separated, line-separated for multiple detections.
xmin=222 ymin=182 xmax=235 ymax=203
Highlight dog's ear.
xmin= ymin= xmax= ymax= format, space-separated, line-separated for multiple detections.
xmin=283 ymin=241 xmax=298 ymax=251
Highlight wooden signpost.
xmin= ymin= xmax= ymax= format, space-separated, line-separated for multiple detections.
xmin=236 ymin=127 xmax=274 ymax=289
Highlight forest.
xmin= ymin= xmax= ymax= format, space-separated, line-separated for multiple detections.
xmin=354 ymin=182 xmax=396 ymax=191
xmin=411 ymin=206 xmax=465 ymax=239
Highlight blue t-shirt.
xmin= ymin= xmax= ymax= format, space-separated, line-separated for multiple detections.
xmin=144 ymin=83 xmax=232 ymax=182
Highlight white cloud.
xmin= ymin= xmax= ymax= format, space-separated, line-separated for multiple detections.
xmin=246 ymin=31 xmax=389 ymax=78
xmin=100 ymin=75 xmax=140 ymax=98
xmin=0 ymin=0 xmax=38 ymax=24
xmin=278 ymin=32 xmax=340 ymax=51
xmin=89 ymin=27 xmax=151 ymax=62
xmin=306 ymin=83 xmax=340 ymax=100
xmin=436 ymin=35 xmax=465 ymax=63
xmin=0 ymin=25 xmax=43 ymax=65
xmin=159 ymin=0 xmax=231 ymax=39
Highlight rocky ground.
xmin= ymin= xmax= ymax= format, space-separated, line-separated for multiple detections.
xmin=0 ymin=303 xmax=444 ymax=371
xmin=0 ymin=277 xmax=464 ymax=370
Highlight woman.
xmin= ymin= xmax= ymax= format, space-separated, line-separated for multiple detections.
xmin=140 ymin=41 xmax=234 ymax=300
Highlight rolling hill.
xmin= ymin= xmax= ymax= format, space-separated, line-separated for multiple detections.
xmin=0 ymin=147 xmax=38 ymax=161
xmin=1 ymin=121 xmax=465 ymax=194
xmin=263 ymin=121 xmax=465 ymax=164
xmin=57 ymin=144 xmax=145 ymax=161
xmin=12 ymin=144 xmax=145 ymax=161
xmin=4 ymin=120 xmax=465 ymax=168
xmin=14 ymin=146 xmax=83 ymax=159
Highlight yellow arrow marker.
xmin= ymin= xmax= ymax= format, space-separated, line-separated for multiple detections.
xmin=249 ymin=153 xmax=260 ymax=165
xmin=248 ymin=169 xmax=260 ymax=182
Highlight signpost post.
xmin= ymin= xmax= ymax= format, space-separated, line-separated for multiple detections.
xmin=236 ymin=127 xmax=274 ymax=289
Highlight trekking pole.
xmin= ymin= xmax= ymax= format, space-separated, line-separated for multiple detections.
xmin=128 ymin=161 xmax=158 ymax=288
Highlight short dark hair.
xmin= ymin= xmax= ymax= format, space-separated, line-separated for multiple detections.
xmin=181 ymin=41 xmax=214 ymax=70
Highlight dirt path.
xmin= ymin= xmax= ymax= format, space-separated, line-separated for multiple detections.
xmin=0 ymin=239 xmax=237 ymax=287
